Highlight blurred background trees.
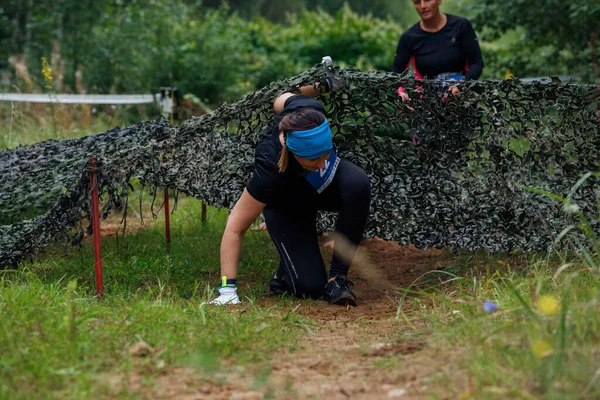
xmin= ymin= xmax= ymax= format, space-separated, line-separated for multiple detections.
xmin=0 ymin=0 xmax=597 ymax=105
xmin=471 ymin=0 xmax=600 ymax=81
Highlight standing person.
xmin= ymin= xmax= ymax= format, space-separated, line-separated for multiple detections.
xmin=393 ymin=0 xmax=484 ymax=101
xmin=207 ymin=82 xmax=371 ymax=306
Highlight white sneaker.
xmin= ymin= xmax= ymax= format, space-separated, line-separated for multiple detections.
xmin=201 ymin=286 xmax=240 ymax=306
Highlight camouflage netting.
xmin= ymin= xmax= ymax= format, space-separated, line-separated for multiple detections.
xmin=1 ymin=64 xmax=599 ymax=267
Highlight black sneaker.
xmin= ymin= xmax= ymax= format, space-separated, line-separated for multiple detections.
xmin=269 ymin=270 xmax=290 ymax=296
xmin=323 ymin=275 xmax=356 ymax=306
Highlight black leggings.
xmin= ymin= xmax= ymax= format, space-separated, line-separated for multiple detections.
xmin=264 ymin=159 xmax=371 ymax=299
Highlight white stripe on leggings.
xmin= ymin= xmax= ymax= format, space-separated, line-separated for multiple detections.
xmin=271 ymin=240 xmax=298 ymax=295
xmin=281 ymin=243 xmax=299 ymax=279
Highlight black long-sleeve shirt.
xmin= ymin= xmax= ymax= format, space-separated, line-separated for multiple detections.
xmin=392 ymin=14 xmax=484 ymax=80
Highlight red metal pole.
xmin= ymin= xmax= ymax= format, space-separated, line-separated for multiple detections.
xmin=163 ymin=156 xmax=171 ymax=252
xmin=89 ymin=156 xmax=103 ymax=298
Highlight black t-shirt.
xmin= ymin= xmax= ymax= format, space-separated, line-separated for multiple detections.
xmin=246 ymin=95 xmax=326 ymax=206
xmin=392 ymin=14 xmax=484 ymax=80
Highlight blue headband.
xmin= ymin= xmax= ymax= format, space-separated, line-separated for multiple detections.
xmin=285 ymin=119 xmax=333 ymax=159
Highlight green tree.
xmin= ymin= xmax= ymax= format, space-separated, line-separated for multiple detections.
xmin=84 ymin=0 xmax=190 ymax=93
xmin=201 ymin=0 xmax=266 ymax=18
xmin=471 ymin=0 xmax=600 ymax=81
xmin=202 ymin=0 xmax=414 ymax=23
xmin=0 ymin=0 xmax=111 ymax=90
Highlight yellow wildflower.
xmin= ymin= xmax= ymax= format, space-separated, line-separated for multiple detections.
xmin=532 ymin=339 xmax=553 ymax=358
xmin=537 ymin=295 xmax=560 ymax=316
xmin=41 ymin=57 xmax=53 ymax=90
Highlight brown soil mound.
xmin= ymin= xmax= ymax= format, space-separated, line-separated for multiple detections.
xmin=286 ymin=237 xmax=456 ymax=321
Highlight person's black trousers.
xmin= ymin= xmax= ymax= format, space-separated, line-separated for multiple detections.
xmin=264 ymin=159 xmax=371 ymax=299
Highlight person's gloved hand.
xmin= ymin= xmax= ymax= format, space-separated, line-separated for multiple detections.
xmin=321 ymin=56 xmax=342 ymax=92
xmin=325 ymin=75 xmax=342 ymax=92
xmin=202 ymin=286 xmax=240 ymax=306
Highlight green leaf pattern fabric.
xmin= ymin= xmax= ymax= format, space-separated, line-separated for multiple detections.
xmin=1 ymin=64 xmax=599 ymax=267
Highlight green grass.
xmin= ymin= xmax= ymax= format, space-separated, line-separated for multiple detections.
xmin=3 ymin=117 xmax=600 ymax=399
xmin=396 ymin=254 xmax=600 ymax=399
xmin=22 ymin=202 xmax=278 ymax=298
xmin=3 ymin=199 xmax=599 ymax=399
xmin=0 ymin=200 xmax=309 ymax=399
xmin=0 ymin=102 xmax=156 ymax=149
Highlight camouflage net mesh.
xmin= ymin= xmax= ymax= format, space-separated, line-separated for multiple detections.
xmin=1 ymin=64 xmax=599 ymax=267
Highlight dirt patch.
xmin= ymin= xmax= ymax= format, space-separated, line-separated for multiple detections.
xmin=263 ymin=318 xmax=434 ymax=399
xmin=116 ymin=323 xmax=438 ymax=400
xmin=282 ymin=237 xmax=456 ymax=322
xmin=255 ymin=237 xmax=454 ymax=399
xmin=116 ymin=237 xmax=458 ymax=399
xmin=366 ymin=340 xmax=426 ymax=357
xmin=108 ymin=367 xmax=239 ymax=400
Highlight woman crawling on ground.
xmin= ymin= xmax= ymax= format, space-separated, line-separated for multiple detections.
xmin=207 ymin=81 xmax=371 ymax=306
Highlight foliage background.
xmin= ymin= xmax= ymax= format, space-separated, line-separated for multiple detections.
xmin=1 ymin=0 xmax=598 ymax=106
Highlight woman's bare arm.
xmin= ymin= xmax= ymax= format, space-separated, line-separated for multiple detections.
xmin=273 ymin=85 xmax=327 ymax=113
xmin=220 ymin=189 xmax=266 ymax=279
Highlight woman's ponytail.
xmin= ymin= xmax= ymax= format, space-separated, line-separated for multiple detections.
xmin=278 ymin=135 xmax=289 ymax=173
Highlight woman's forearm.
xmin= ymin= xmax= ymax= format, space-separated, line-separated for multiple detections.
xmin=274 ymin=85 xmax=327 ymax=113
xmin=299 ymin=84 xmax=325 ymax=97
xmin=218 ymin=188 xmax=266 ymax=281
xmin=220 ymin=228 xmax=244 ymax=279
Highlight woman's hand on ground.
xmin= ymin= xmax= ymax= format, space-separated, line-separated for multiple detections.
xmin=201 ymin=286 xmax=240 ymax=306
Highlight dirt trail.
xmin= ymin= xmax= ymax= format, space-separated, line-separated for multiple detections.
xmin=256 ymin=238 xmax=455 ymax=399
xmin=121 ymin=238 xmax=458 ymax=399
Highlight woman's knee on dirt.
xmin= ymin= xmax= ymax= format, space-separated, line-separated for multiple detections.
xmin=294 ymin=276 xmax=328 ymax=300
